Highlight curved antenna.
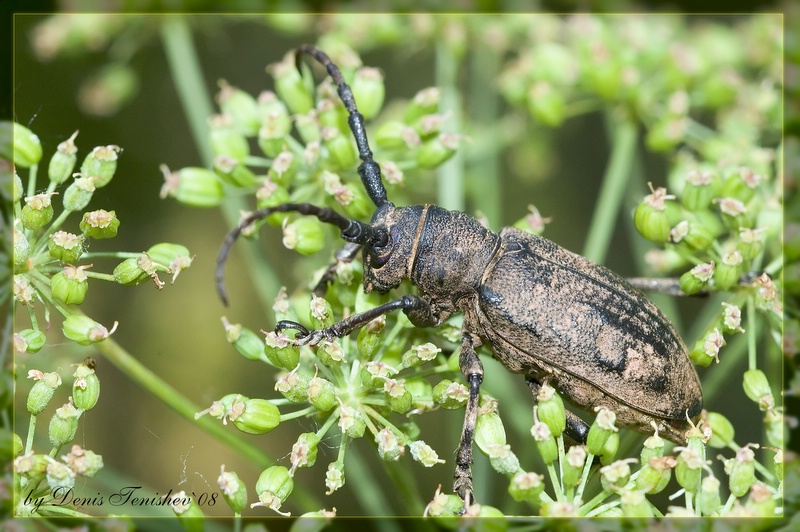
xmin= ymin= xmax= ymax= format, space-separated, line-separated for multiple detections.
xmin=296 ymin=44 xmax=391 ymax=209
xmin=216 ymin=203 xmax=387 ymax=305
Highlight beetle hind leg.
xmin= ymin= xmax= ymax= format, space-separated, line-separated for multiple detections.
xmin=453 ymin=332 xmax=484 ymax=507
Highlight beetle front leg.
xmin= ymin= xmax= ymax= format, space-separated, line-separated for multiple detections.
xmin=277 ymin=294 xmax=434 ymax=346
xmin=453 ymin=332 xmax=484 ymax=506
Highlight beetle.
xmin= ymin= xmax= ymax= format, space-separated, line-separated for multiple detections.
xmin=216 ymin=44 xmax=703 ymax=503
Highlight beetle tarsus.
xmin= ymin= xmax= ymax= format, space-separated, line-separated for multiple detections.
xmin=453 ymin=334 xmax=484 ymax=505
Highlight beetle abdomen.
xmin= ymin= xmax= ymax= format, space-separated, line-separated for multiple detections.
xmin=475 ymin=228 xmax=702 ymax=421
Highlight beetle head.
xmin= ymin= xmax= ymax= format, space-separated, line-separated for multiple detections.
xmin=361 ymin=204 xmax=425 ymax=293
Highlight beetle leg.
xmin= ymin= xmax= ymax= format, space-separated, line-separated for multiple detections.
xmin=526 ymin=378 xmax=589 ymax=444
xmin=280 ymin=294 xmax=433 ymax=346
xmin=453 ymin=332 xmax=484 ymax=507
xmin=311 ymin=242 xmax=361 ymax=296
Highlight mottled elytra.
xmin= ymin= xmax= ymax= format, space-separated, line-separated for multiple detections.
xmin=216 ymin=44 xmax=702 ymax=504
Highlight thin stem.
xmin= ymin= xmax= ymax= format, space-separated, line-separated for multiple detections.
xmin=582 ymin=112 xmax=637 ymax=264
xmin=435 ymin=40 xmax=464 ymax=213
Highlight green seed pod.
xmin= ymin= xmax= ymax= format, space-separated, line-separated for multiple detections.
xmin=689 ymin=328 xmax=725 ymax=367
xmin=213 ymin=155 xmax=257 ymax=188
xmin=675 ymin=441 xmax=705 ymax=494
xmin=773 ymin=449 xmax=783 ymax=482
xmin=316 ymin=98 xmax=347 ymax=133
xmin=270 ymin=55 xmax=314 ymax=115
xmin=562 ymin=445 xmax=587 ymax=488
xmin=62 ymin=445 xmax=104 ymax=477
xmin=698 ymin=474 xmax=721 ymax=516
xmin=16 ymin=328 xmax=47 ymax=354
xmin=309 ymin=294 xmax=334 ymax=329
xmin=713 ymin=251 xmax=742 ymax=291
xmin=376 ymin=427 xmax=404 ymax=461
xmin=62 ymin=315 xmax=116 ymax=346
xmin=743 ymin=369 xmax=773 ymax=410
xmin=11 ymin=432 xmax=23 ymax=457
xmin=160 ymin=165 xmax=224 ymax=208
xmin=416 ymin=133 xmax=459 ymax=169
xmin=745 ymin=482 xmax=776 ymax=517
xmin=48 ymin=130 xmax=79 ymax=184
xmin=14 ymin=452 xmax=48 ymax=478
xmin=351 ymin=66 xmax=384 ymax=120
xmin=294 ymin=112 xmax=320 ymax=144
xmin=681 ymin=170 xmax=717 ymax=211
xmin=727 ymin=445 xmax=757 ymax=497
xmin=274 ymin=369 xmax=311 ymax=403
xmin=401 ymin=342 xmax=441 ymax=369
xmin=80 ymin=209 xmax=120 ymax=239
xmin=80 ymin=145 xmax=120 ymax=187
xmin=147 ymin=242 xmax=193 ymax=283
xmin=487 ymin=444 xmax=520 ymax=476
xmin=536 ymin=384 xmax=566 ymax=437
xmin=290 ymin=432 xmax=320 ymax=473
xmin=321 ymin=126 xmax=357 ymax=170
xmin=527 ymin=81 xmax=567 ymax=127
xmin=46 ymin=458 xmax=76 ymax=491
xmin=216 ymin=81 xmax=260 ymax=136
xmin=72 ymin=361 xmax=100 ymax=411
xmin=531 ymin=420 xmax=558 ymax=465
xmin=432 ymin=379 xmax=469 ymax=410
xmin=268 ymin=148 xmax=298 ymax=186
xmin=409 ymin=440 xmax=444 ymax=467
xmin=509 ymin=471 xmax=545 ymax=503
xmin=680 ymin=262 xmax=715 ymax=296
xmin=635 ymin=456 xmax=676 ymax=494
xmin=13 ymin=226 xmax=29 ymax=269
xmin=12 ymin=172 xmax=24 ymax=203
xmin=221 ymin=318 xmax=266 ymax=362
xmin=619 ymin=489 xmax=654 ymax=517
xmin=21 ymin=193 xmax=55 ymax=230
xmin=764 ymin=409 xmax=782 ymax=448
xmin=672 ymin=220 xmax=714 ymax=252
xmin=254 ymin=465 xmax=294 ymax=515
xmin=640 ymin=428 xmax=666 ymax=466
xmin=384 ymin=378 xmax=412 ymax=414
xmin=599 ymin=458 xmax=635 ymax=492
xmin=232 ymin=398 xmax=280 ymax=435
xmin=706 ymin=411 xmax=735 ymax=448
xmin=646 ymin=117 xmax=685 ymax=152
xmin=257 ymin=90 xmax=291 ymax=127
xmin=721 ymin=167 xmax=762 ymax=204
xmin=282 ymin=217 xmax=325 ymax=256
xmin=403 ymin=87 xmax=441 ymax=124
xmin=325 ymin=461 xmax=345 ymax=495
xmin=49 ymin=401 xmax=79 ymax=448
xmin=356 ymin=317 xmax=384 ymax=360
xmin=717 ymin=197 xmax=751 ymax=231
xmin=375 ymin=121 xmax=418 ymax=150
xmin=51 ymin=265 xmax=90 ymax=305
xmin=63 ymin=174 xmax=96 ymax=212
xmin=49 ymin=231 xmax=84 ymax=263
xmin=256 ymin=179 xmax=292 ymax=226
xmin=113 ymin=256 xmax=150 ymax=286
xmin=586 ymin=407 xmax=618 ymax=456
xmin=27 ymin=371 xmax=62 ymax=415
xmin=264 ymin=331 xmax=300 ymax=370
xmin=173 ymin=493 xmax=205 ymax=522
xmin=317 ymin=340 xmax=345 ymax=367
xmin=209 ymin=114 xmax=249 ymax=162
xmin=12 ymin=122 xmax=42 ymax=168
xmin=475 ymin=411 xmax=507 ymax=454
xmin=307 ymin=376 xmax=336 ymax=412
xmin=737 ymin=228 xmax=765 ymax=261
xmin=634 ymin=202 xmax=671 ymax=244
xmin=218 ymin=466 xmax=248 ymax=515
xmin=599 ymin=430 xmax=620 ymax=465
xmin=338 ymin=403 xmax=365 ymax=438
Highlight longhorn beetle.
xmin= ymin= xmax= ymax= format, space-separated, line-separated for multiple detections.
xmin=216 ymin=44 xmax=703 ymax=503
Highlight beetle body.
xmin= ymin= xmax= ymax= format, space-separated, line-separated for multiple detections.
xmin=217 ymin=45 xmax=703 ymax=504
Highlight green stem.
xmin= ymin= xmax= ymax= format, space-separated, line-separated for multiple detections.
xmin=582 ymin=113 xmax=637 ymax=264
xmin=435 ymin=40 xmax=464 ymax=213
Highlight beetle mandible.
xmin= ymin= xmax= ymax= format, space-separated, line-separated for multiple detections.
xmin=216 ymin=44 xmax=703 ymax=503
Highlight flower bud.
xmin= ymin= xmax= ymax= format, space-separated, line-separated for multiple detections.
xmin=295 ymin=112 xmax=320 ymax=144
xmin=172 ymin=491 xmax=204 ymax=522
xmin=253 ymin=465 xmax=294 ymax=515
xmin=475 ymin=411 xmax=507 ymax=453
xmin=13 ymin=226 xmax=29 ymax=270
xmin=216 ymin=81 xmax=260 ymax=136
xmin=745 ymin=481 xmax=775 ymax=517
xmin=635 ymin=456 xmax=676 ymax=494
xmin=48 ymin=130 xmax=79 ymax=184
xmin=634 ymin=186 xmax=674 ymax=243
xmin=375 ymin=121 xmax=420 ymax=150
xmin=308 ymin=375 xmax=337 ymax=412
xmin=309 ymin=294 xmax=334 ymax=329
xmin=356 ymin=317 xmax=384 ymax=360
xmin=690 ymin=327 xmax=725 ymax=367
xmin=12 ymin=122 xmax=42 ymax=167
xmin=289 ymin=432 xmax=320 ymax=474
xmin=275 ymin=368 xmax=311 ymax=403
xmin=264 ymin=331 xmax=300 ymax=370
xmin=586 ymin=406 xmax=618 ymax=455
xmin=742 ymin=369 xmax=773 ymax=410
xmin=599 ymin=430 xmax=620 ymax=465
xmin=269 ymin=55 xmax=314 ymax=115
xmin=27 ymin=370 xmax=62 ymax=415
xmin=16 ymin=328 xmax=46 ymax=354
xmin=147 ymin=243 xmax=193 ymax=284
xmin=401 ymin=342 xmax=441 ymax=368
xmin=282 ymin=217 xmax=325 ymax=255
xmin=80 ymin=145 xmax=120 ymax=187
xmin=49 ymin=401 xmax=79 ymax=448
xmin=509 ymin=471 xmax=545 ymax=503
xmin=21 ymin=192 xmax=55 ymax=230
xmin=384 ymin=378 xmax=412 ymax=414
xmin=218 ymin=465 xmax=248 ymax=514
xmin=160 ymin=165 xmax=223 ymax=208
xmin=716 ymin=197 xmax=751 ymax=230
xmin=562 ymin=445 xmax=587 ymax=488
xmin=530 ymin=415 xmax=558 ymax=465
xmin=72 ymin=359 xmax=100 ymax=411
xmin=599 ymin=458 xmax=636 ymax=492
xmin=680 ymin=262 xmax=715 ymax=296
xmin=416 ymin=133 xmax=459 ymax=169
xmin=325 ymin=462 xmax=345 ymax=495
xmin=376 ymin=427 xmax=405 ymax=462
xmin=706 ymin=411 xmax=735 ymax=448
xmin=79 ymin=209 xmax=120 ymax=239
xmin=63 ymin=174 xmax=96 ymax=212
xmin=671 ymin=220 xmax=714 ymax=251
xmin=404 ymin=87 xmax=441 ymax=124
xmin=62 ymin=315 xmax=117 ymax=345
xmin=698 ymin=474 xmax=721 ymax=516
xmin=209 ymin=114 xmax=249 ymax=162
xmin=338 ymin=402 xmax=366 ymax=439
xmin=721 ymin=167 xmax=762 ymax=204
xmin=267 ymin=148 xmax=298 ymax=185
xmin=536 ymin=384 xmax=566 ymax=437
xmin=62 ymin=445 xmax=103 ymax=477
xmin=737 ymin=228 xmax=765 ymax=261
xmin=231 ymin=398 xmax=280 ymax=435
xmin=619 ymin=489 xmax=653 ymax=517
xmin=713 ymin=251 xmax=742 ymax=291
xmin=14 ymin=452 xmax=48 ymax=478
xmin=424 ymin=485 xmax=464 ymax=518
xmin=14 ymin=274 xmax=35 ymax=305
xmin=410 ymin=441 xmax=445 ymax=467
xmin=213 ymin=155 xmax=257 ymax=188
xmin=222 ymin=318 xmax=266 ymax=362
xmin=49 ymin=231 xmax=84 ymax=263
xmin=351 ymin=67 xmax=384 ymax=120
xmin=321 ymin=126 xmax=357 ymax=170
xmin=46 ymin=458 xmax=76 ymax=491
xmin=432 ymin=379 xmax=469 ymax=409
xmin=726 ymin=445 xmax=757 ymax=497
xmin=256 ymin=179 xmax=292 ymax=225
xmin=675 ymin=442 xmax=704 ymax=493
xmin=681 ymin=170 xmax=716 ymax=211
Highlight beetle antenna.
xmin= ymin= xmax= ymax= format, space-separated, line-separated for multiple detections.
xmin=216 ymin=203 xmax=387 ymax=305
xmin=296 ymin=44 xmax=391 ymax=209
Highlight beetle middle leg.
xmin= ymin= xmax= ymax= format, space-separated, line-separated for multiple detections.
xmin=453 ymin=331 xmax=484 ymax=506
xmin=311 ymin=242 xmax=361 ymax=296
xmin=526 ymin=378 xmax=589 ymax=444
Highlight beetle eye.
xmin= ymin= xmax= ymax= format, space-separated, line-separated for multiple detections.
xmin=368 ymin=241 xmax=393 ymax=268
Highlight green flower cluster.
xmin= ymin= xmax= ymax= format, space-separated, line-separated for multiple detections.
xmin=3 ymin=121 xmax=193 ymax=353
xmin=13 ymin=360 xmax=105 ymax=517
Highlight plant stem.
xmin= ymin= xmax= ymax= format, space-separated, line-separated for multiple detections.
xmin=582 ymin=112 xmax=637 ymax=264
xmin=435 ymin=40 xmax=464 ymax=213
